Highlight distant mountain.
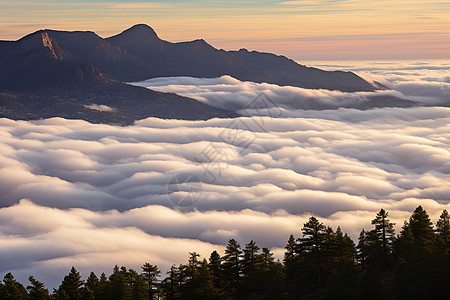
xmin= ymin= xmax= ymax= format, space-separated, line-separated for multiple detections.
xmin=37 ymin=24 xmax=385 ymax=92
xmin=0 ymin=25 xmax=415 ymax=124
xmin=0 ymin=29 xmax=238 ymax=124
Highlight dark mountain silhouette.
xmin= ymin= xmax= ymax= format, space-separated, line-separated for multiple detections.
xmin=0 ymin=24 xmax=416 ymax=124
xmin=39 ymin=24 xmax=385 ymax=92
xmin=0 ymin=29 xmax=238 ymax=125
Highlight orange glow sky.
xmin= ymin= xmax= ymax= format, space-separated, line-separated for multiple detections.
xmin=0 ymin=0 xmax=449 ymax=60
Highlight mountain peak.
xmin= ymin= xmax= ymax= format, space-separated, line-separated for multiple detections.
xmin=113 ymin=24 xmax=159 ymax=40
xmin=18 ymin=30 xmax=64 ymax=60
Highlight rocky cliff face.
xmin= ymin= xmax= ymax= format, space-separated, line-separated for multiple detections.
xmin=18 ymin=30 xmax=65 ymax=60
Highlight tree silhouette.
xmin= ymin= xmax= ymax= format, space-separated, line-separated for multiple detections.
xmin=2 ymin=272 xmax=28 ymax=300
xmin=409 ymin=205 xmax=434 ymax=251
xmin=357 ymin=229 xmax=368 ymax=270
xmin=27 ymin=276 xmax=49 ymax=300
xmin=3 ymin=205 xmax=449 ymax=299
xmin=222 ymin=239 xmax=243 ymax=293
xmin=141 ymin=263 xmax=160 ymax=300
xmin=300 ymin=216 xmax=326 ymax=287
xmin=436 ymin=209 xmax=450 ymax=250
xmin=371 ymin=209 xmax=395 ymax=259
xmin=242 ymin=240 xmax=260 ymax=275
xmin=55 ymin=266 xmax=84 ymax=300
xmin=207 ymin=250 xmax=222 ymax=292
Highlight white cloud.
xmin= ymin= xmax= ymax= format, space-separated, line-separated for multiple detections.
xmin=84 ymin=104 xmax=115 ymax=112
xmin=306 ymin=60 xmax=450 ymax=105
xmin=131 ymin=61 xmax=449 ymax=109
xmin=1 ymin=61 xmax=450 ymax=289
xmin=131 ymin=75 xmax=410 ymax=111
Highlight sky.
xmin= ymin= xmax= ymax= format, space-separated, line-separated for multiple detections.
xmin=0 ymin=0 xmax=449 ymax=60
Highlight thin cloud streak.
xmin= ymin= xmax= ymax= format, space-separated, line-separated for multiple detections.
xmin=1 ymin=1 xmax=449 ymax=59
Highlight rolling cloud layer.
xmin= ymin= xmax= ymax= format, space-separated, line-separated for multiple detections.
xmin=132 ymin=75 xmax=410 ymax=112
xmin=132 ymin=61 xmax=450 ymax=112
xmin=1 ymin=61 xmax=449 ymax=288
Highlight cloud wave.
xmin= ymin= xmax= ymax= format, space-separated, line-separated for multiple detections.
xmin=1 ymin=61 xmax=450 ymax=289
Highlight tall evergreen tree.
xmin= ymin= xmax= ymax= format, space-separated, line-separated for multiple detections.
xmin=128 ymin=269 xmax=148 ymax=300
xmin=55 ymin=266 xmax=84 ymax=300
xmin=242 ymin=240 xmax=260 ymax=275
xmin=187 ymin=253 xmax=200 ymax=278
xmin=357 ymin=229 xmax=368 ymax=269
xmin=106 ymin=266 xmax=132 ymax=300
xmin=301 ymin=217 xmax=326 ymax=254
xmin=260 ymin=247 xmax=275 ymax=270
xmin=96 ymin=273 xmax=108 ymax=300
xmin=394 ymin=207 xmax=447 ymax=298
xmin=333 ymin=227 xmax=356 ymax=266
xmin=283 ymin=234 xmax=298 ymax=281
xmin=408 ymin=206 xmax=434 ymax=251
xmin=84 ymin=272 xmax=99 ymax=299
xmin=371 ymin=209 xmax=395 ymax=257
xmin=181 ymin=259 xmax=217 ymax=299
xmin=27 ymin=276 xmax=49 ymax=300
xmin=436 ymin=209 xmax=450 ymax=249
xmin=208 ymin=251 xmax=222 ymax=292
xmin=141 ymin=263 xmax=160 ymax=300
xmin=160 ymin=266 xmax=177 ymax=300
xmin=222 ymin=238 xmax=243 ymax=292
xmin=300 ymin=216 xmax=327 ymax=287
xmin=3 ymin=273 xmax=28 ymax=300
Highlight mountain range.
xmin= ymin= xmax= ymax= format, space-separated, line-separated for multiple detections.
xmin=0 ymin=24 xmax=414 ymax=124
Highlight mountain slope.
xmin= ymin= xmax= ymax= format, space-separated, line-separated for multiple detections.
xmin=0 ymin=25 xmax=416 ymax=125
xmin=105 ymin=24 xmax=383 ymax=92
xmin=25 ymin=24 xmax=383 ymax=92
xmin=0 ymin=30 xmax=238 ymax=125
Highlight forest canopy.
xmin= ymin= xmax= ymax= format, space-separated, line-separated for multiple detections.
xmin=1 ymin=206 xmax=449 ymax=299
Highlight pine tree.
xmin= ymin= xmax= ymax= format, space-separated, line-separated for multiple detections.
xmin=283 ymin=234 xmax=297 ymax=281
xmin=283 ymin=234 xmax=297 ymax=266
xmin=222 ymin=238 xmax=243 ymax=292
xmin=371 ymin=209 xmax=395 ymax=257
xmin=141 ymin=263 xmax=160 ymax=299
xmin=106 ymin=266 xmax=132 ymax=300
xmin=27 ymin=276 xmax=49 ymax=300
xmin=55 ymin=266 xmax=84 ymax=300
xmin=357 ymin=229 xmax=368 ymax=269
xmin=208 ymin=250 xmax=222 ymax=291
xmin=436 ymin=209 xmax=450 ymax=249
xmin=181 ymin=259 xmax=217 ymax=299
xmin=161 ymin=266 xmax=181 ymax=300
xmin=128 ymin=269 xmax=148 ymax=300
xmin=242 ymin=240 xmax=260 ymax=275
xmin=187 ymin=252 xmax=200 ymax=277
xmin=394 ymin=207 xmax=447 ymax=298
xmin=96 ymin=273 xmax=108 ymax=300
xmin=334 ymin=227 xmax=356 ymax=266
xmin=84 ymin=272 xmax=99 ymax=299
xmin=260 ymin=247 xmax=275 ymax=270
xmin=300 ymin=216 xmax=327 ymax=287
xmin=301 ymin=217 xmax=326 ymax=254
xmin=409 ymin=206 xmax=434 ymax=251
xmin=3 ymin=273 xmax=29 ymax=300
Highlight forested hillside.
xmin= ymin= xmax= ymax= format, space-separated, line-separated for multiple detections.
xmin=1 ymin=206 xmax=449 ymax=299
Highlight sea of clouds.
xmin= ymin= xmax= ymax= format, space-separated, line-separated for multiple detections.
xmin=0 ymin=61 xmax=449 ymax=288
xmin=132 ymin=60 xmax=450 ymax=111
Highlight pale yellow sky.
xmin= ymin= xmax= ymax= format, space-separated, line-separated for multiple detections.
xmin=0 ymin=0 xmax=449 ymax=60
